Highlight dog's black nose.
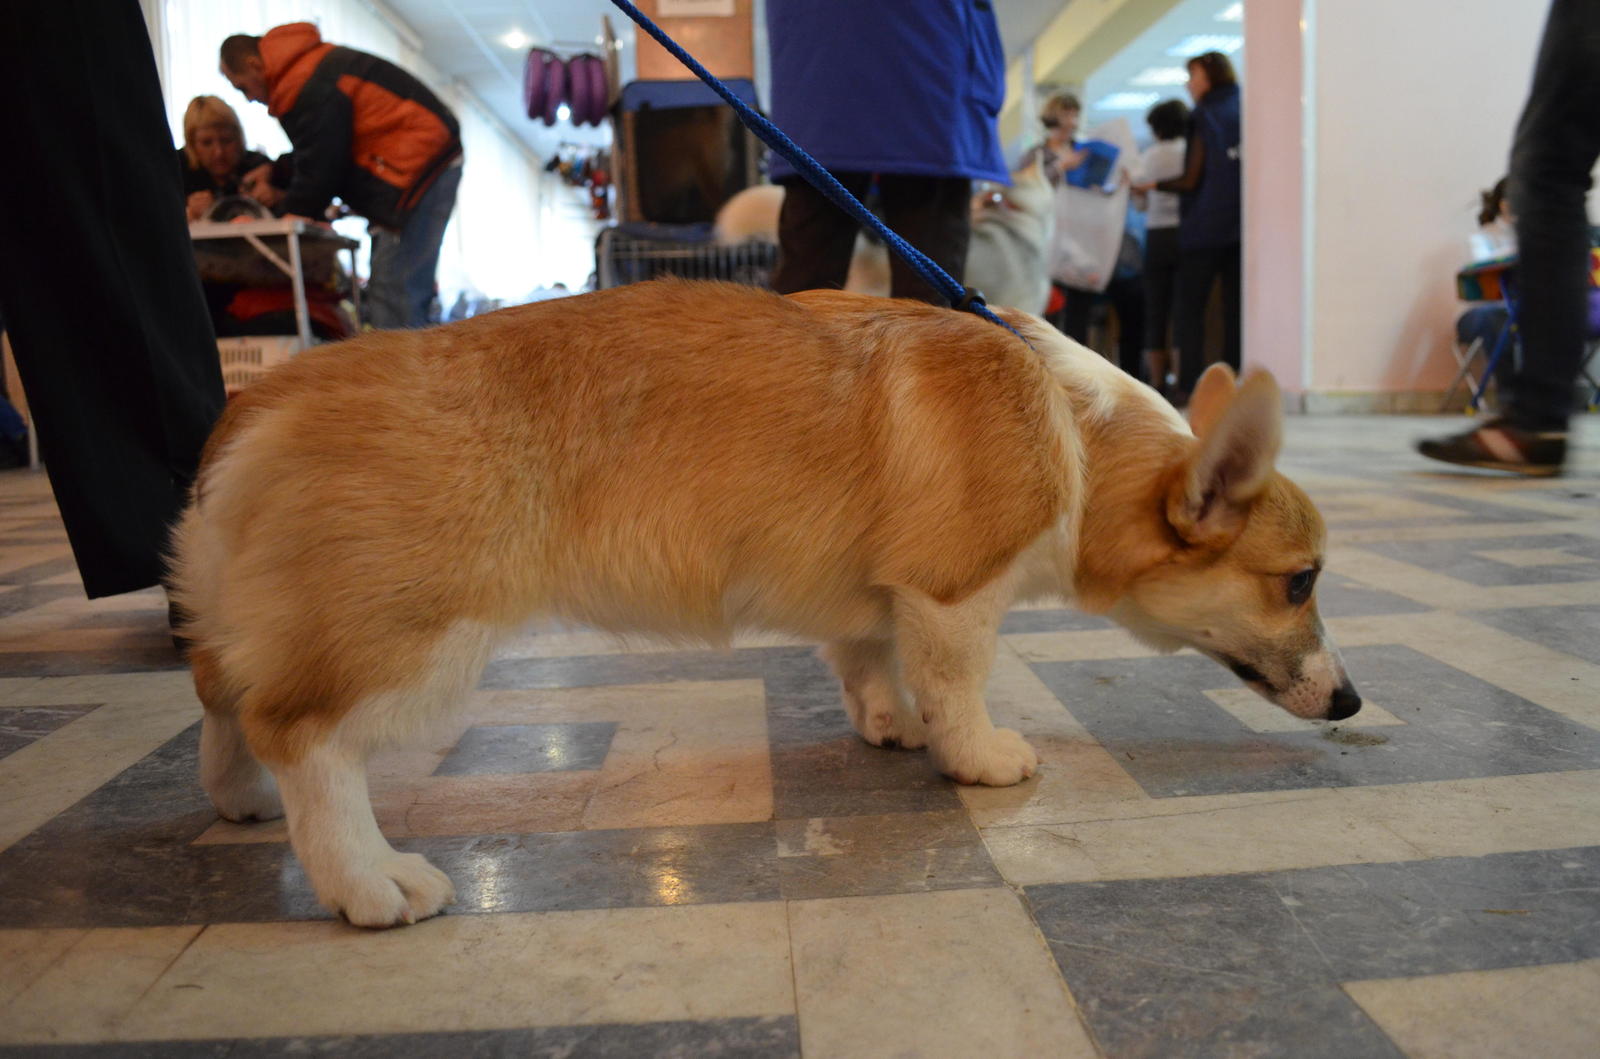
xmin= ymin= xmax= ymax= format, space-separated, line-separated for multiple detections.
xmin=1327 ymin=683 xmax=1362 ymax=721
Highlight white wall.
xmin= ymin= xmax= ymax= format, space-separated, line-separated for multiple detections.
xmin=1305 ymin=0 xmax=1548 ymax=399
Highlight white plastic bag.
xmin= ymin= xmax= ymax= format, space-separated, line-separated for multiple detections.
xmin=1048 ymin=117 xmax=1137 ymax=293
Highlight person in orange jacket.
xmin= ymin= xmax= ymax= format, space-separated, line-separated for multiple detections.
xmin=219 ymin=24 xmax=463 ymax=329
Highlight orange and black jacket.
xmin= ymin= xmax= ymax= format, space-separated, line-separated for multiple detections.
xmin=261 ymin=23 xmax=461 ymax=230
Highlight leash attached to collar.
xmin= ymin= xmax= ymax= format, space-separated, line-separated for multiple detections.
xmin=606 ymin=0 xmax=1031 ymax=348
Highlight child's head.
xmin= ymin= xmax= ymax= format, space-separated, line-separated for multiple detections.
xmin=1478 ymin=177 xmax=1511 ymax=227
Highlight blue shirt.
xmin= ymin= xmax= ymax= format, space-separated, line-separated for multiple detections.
xmin=766 ymin=0 xmax=1009 ymax=183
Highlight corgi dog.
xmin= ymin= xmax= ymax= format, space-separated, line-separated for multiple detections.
xmin=170 ymin=279 xmax=1359 ymax=928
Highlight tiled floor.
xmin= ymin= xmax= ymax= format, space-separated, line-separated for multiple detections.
xmin=1 ymin=414 xmax=1598 ymax=1057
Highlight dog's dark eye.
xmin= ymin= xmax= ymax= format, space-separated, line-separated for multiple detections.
xmin=1287 ymin=568 xmax=1318 ymax=605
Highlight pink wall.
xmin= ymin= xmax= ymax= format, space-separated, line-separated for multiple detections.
xmin=1242 ymin=0 xmax=1306 ymax=393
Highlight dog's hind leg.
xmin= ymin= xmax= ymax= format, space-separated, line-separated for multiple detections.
xmin=193 ymin=646 xmax=283 ymax=823
xmin=819 ymin=639 xmax=927 ymax=749
xmin=893 ymin=583 xmax=1038 ymax=786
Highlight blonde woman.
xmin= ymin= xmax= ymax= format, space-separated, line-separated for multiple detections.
xmin=179 ymin=95 xmax=273 ymax=220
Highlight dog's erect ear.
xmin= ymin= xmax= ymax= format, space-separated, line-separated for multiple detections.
xmin=1187 ymin=363 xmax=1238 ymax=439
xmin=1168 ymin=370 xmax=1284 ymax=545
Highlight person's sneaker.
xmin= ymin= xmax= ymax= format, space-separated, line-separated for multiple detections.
xmin=1416 ymin=418 xmax=1567 ymax=476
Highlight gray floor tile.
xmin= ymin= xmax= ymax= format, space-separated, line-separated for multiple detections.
xmin=1031 ymin=644 xmax=1600 ymax=797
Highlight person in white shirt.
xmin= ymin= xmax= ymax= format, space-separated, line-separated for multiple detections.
xmin=1133 ymin=99 xmax=1189 ymax=394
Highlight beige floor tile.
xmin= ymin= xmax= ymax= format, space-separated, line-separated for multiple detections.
xmin=980 ymin=786 xmax=1416 ymax=886
xmin=1344 ymin=959 xmax=1600 ymax=1059
xmin=789 ymin=887 xmax=1095 ymax=1058
xmin=0 ymin=926 xmax=203 ymax=1045
xmin=107 ymin=904 xmax=792 ymax=1042
xmin=0 ymin=679 xmax=201 ymax=852
xmin=979 ymin=769 xmax=1600 ymax=886
xmin=1005 ymin=626 xmax=1158 ymax=663
xmin=1342 ymin=769 xmax=1600 ymax=858
xmin=1471 ymin=546 xmax=1599 ymax=568
xmin=0 ymin=928 xmax=86 ymax=1008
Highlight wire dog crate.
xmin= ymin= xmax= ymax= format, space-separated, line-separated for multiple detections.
xmin=595 ymin=223 xmax=777 ymax=289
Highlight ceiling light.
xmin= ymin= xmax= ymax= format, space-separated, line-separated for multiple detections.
xmin=1165 ymin=34 xmax=1243 ymax=56
xmin=500 ymin=28 xmax=531 ymax=49
xmin=1216 ymin=3 xmax=1243 ymax=21
xmin=1093 ymin=92 xmax=1161 ymax=111
xmin=556 ymin=102 xmax=571 ymax=122
xmin=1130 ymin=66 xmax=1190 ymax=86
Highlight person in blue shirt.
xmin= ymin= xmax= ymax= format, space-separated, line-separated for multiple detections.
xmin=1154 ymin=51 xmax=1242 ymax=401
xmin=765 ymin=0 xmax=1009 ymax=305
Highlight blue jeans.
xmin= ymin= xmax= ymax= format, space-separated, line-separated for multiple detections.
xmin=368 ymin=160 xmax=462 ymax=329
xmin=1505 ymin=0 xmax=1600 ymax=430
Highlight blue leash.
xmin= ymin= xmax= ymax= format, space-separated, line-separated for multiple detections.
xmin=607 ymin=0 xmax=1029 ymax=347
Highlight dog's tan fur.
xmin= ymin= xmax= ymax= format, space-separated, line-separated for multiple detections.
xmin=171 ymin=279 xmax=1356 ymax=927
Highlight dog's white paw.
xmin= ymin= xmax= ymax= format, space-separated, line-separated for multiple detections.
xmin=208 ymin=774 xmax=285 ymax=823
xmin=933 ymin=726 xmax=1039 ymax=787
xmin=325 ymin=853 xmax=455 ymax=928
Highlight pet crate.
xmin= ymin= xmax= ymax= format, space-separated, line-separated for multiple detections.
xmin=613 ymin=79 xmax=764 ymax=225
xmin=217 ymin=335 xmax=302 ymax=394
xmin=595 ymin=222 xmax=778 ymax=289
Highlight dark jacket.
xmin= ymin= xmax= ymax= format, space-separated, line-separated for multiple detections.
xmin=1179 ymin=82 xmax=1241 ymax=251
xmin=261 ymin=23 xmax=461 ymax=230
xmin=766 ymin=0 xmax=1008 ymax=183
xmin=178 ymin=147 xmax=272 ymax=199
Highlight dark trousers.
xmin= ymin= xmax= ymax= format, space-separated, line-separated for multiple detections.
xmin=0 ymin=1 xmax=225 ymax=597
xmin=1142 ymin=226 xmax=1181 ymax=353
xmin=771 ymin=173 xmax=972 ymax=304
xmin=1504 ymin=0 xmax=1600 ymax=431
xmin=1172 ymin=242 xmax=1242 ymax=392
xmin=1052 ymin=277 xmax=1147 ymax=379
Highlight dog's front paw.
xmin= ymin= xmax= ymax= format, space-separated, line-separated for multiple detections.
xmin=932 ymin=726 xmax=1039 ymax=787
xmin=324 ymin=853 xmax=455 ymax=928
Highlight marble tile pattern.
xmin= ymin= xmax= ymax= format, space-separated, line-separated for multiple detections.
xmin=0 ymin=414 xmax=1597 ymax=1056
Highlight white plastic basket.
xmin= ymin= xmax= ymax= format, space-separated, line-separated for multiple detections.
xmin=217 ymin=336 xmax=303 ymax=393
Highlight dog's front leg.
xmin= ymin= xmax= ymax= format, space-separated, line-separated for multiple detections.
xmin=893 ymin=582 xmax=1038 ymax=786
xmin=274 ymin=736 xmax=455 ymax=928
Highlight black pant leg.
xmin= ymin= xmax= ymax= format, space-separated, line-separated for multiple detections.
xmin=1109 ymin=273 xmax=1146 ymax=377
xmin=0 ymin=1 xmax=225 ymax=597
xmin=1055 ymin=287 xmax=1095 ymax=344
xmin=1505 ymin=0 xmax=1600 ymax=430
xmin=1172 ymin=247 xmax=1221 ymax=392
xmin=877 ymin=174 xmax=973 ymax=304
xmin=770 ymin=173 xmax=871 ymax=295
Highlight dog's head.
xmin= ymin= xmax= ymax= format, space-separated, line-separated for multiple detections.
xmin=1109 ymin=365 xmax=1361 ymax=721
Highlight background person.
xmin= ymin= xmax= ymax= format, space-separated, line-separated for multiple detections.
xmin=1420 ymin=0 xmax=1600 ymax=476
xmin=1133 ymin=98 xmax=1190 ymax=395
xmin=179 ymin=95 xmax=273 ymax=222
xmin=1156 ymin=51 xmax=1242 ymax=402
xmin=0 ymin=0 xmax=226 ymax=603
xmin=764 ymin=0 xmax=1008 ymax=305
xmin=219 ymin=24 xmax=462 ymax=329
